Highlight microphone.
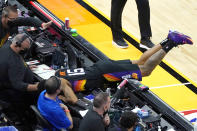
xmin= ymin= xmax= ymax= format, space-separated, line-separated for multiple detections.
xmin=111 ymin=79 xmax=128 ymax=107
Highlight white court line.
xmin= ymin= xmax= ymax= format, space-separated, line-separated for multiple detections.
xmin=149 ymin=82 xmax=191 ymax=90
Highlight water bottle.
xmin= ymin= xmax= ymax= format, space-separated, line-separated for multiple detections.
xmin=106 ymin=88 xmax=111 ymax=96
xmin=65 ymin=17 xmax=70 ymax=30
xmin=158 ymin=126 xmax=161 ymax=131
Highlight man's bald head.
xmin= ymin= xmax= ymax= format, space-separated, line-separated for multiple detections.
xmin=12 ymin=33 xmax=31 ymax=48
xmin=45 ymin=76 xmax=61 ymax=95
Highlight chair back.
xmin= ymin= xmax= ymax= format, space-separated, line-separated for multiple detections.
xmin=30 ymin=105 xmax=53 ymax=130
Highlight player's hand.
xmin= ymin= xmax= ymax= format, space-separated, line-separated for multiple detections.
xmin=59 ymin=103 xmax=68 ymax=110
xmin=103 ymin=113 xmax=110 ymax=126
xmin=42 ymin=21 xmax=52 ymax=29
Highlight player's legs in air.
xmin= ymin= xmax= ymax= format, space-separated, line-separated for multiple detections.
xmin=131 ymin=30 xmax=193 ymax=77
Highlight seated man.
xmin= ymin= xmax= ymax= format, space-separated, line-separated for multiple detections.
xmin=0 ymin=33 xmax=39 ymax=104
xmin=109 ymin=111 xmax=139 ymax=131
xmin=79 ymin=92 xmax=111 ymax=131
xmin=56 ymin=30 xmax=193 ymax=92
xmin=0 ymin=33 xmax=78 ymax=105
xmin=37 ymin=76 xmax=73 ymax=131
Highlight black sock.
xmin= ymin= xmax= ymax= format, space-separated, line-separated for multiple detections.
xmin=160 ymin=38 xmax=169 ymax=47
xmin=162 ymin=40 xmax=174 ymax=53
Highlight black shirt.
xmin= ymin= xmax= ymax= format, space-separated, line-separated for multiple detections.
xmin=0 ymin=44 xmax=34 ymax=91
xmin=55 ymin=65 xmax=105 ymax=92
xmin=0 ymin=16 xmax=42 ymax=47
xmin=79 ymin=108 xmax=107 ymax=131
xmin=56 ymin=59 xmax=139 ymax=92
xmin=109 ymin=127 xmax=127 ymax=131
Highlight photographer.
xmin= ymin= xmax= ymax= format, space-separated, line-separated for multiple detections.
xmin=0 ymin=6 xmax=52 ymax=47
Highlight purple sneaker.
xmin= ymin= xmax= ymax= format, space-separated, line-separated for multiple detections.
xmin=167 ymin=30 xmax=193 ymax=46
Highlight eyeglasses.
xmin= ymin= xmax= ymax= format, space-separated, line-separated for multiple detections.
xmin=7 ymin=16 xmax=17 ymax=21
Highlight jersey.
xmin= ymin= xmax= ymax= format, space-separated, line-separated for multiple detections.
xmin=56 ymin=60 xmax=142 ymax=92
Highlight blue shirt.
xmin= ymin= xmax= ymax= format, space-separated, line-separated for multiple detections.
xmin=37 ymin=90 xmax=71 ymax=131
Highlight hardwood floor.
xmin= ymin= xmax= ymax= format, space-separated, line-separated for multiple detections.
xmin=86 ymin=0 xmax=197 ymax=83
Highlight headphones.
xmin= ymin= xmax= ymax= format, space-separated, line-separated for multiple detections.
xmin=15 ymin=33 xmax=31 ymax=47
xmin=2 ymin=7 xmax=9 ymax=17
xmin=50 ymin=76 xmax=61 ymax=90
xmin=2 ymin=5 xmax=17 ymax=17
